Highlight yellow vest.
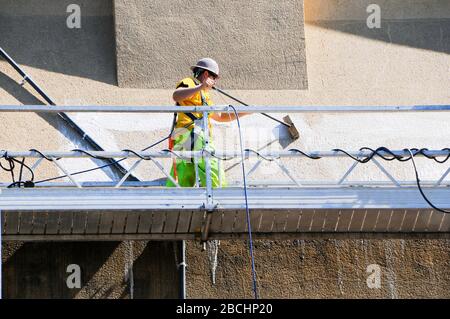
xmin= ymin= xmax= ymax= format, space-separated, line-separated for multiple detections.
xmin=174 ymin=77 xmax=213 ymax=132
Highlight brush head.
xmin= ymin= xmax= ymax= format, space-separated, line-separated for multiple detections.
xmin=283 ymin=115 xmax=300 ymax=140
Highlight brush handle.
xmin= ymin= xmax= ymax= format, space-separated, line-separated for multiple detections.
xmin=213 ymin=86 xmax=291 ymax=128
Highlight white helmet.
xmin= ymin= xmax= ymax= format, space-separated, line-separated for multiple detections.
xmin=191 ymin=58 xmax=219 ymax=76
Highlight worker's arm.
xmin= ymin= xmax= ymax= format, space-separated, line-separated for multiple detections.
xmin=173 ymin=77 xmax=215 ymax=103
xmin=210 ymin=112 xmax=251 ymax=122
xmin=173 ymin=85 xmax=203 ymax=103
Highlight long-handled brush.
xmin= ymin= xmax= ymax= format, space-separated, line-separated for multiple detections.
xmin=213 ymin=86 xmax=300 ymax=141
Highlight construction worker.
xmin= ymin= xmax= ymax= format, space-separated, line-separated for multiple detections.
xmin=166 ymin=58 xmax=249 ymax=187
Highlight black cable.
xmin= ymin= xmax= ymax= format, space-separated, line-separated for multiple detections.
xmin=406 ymin=149 xmax=450 ymax=214
xmin=18 ymin=157 xmax=25 ymax=182
xmin=288 ymin=148 xmax=322 ymax=160
xmin=0 ymin=153 xmax=15 ymax=182
xmin=121 ymin=149 xmax=153 ymax=160
xmin=8 ymin=157 xmax=15 ymax=183
xmin=33 ymin=114 xmax=199 ymax=184
xmin=1 ymin=152 xmax=35 ymax=188
xmin=29 ymin=148 xmax=60 ymax=161
xmin=332 ymin=148 xmax=374 ymax=163
xmin=161 ymin=149 xmax=184 ymax=160
xmin=70 ymin=149 xmax=112 ymax=160
xmin=413 ymin=148 xmax=450 ymax=164
xmin=35 ymin=161 xmax=119 ymax=184
xmin=30 ymin=145 xmax=450 ymax=184
xmin=7 ymin=181 xmax=35 ymax=188
xmin=240 ymin=146 xmax=450 ymax=214
xmin=34 ymin=127 xmax=174 ymax=184
xmin=243 ymin=149 xmax=277 ymax=162
xmin=331 ymin=147 xmax=450 ymax=164
xmin=202 ymin=148 xmax=239 ymax=161
xmin=358 ymin=147 xmax=404 ymax=162
xmin=331 ymin=147 xmax=450 ymax=214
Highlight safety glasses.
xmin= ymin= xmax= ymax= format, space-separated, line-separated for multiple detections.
xmin=207 ymin=71 xmax=219 ymax=80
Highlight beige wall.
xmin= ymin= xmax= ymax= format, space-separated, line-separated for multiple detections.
xmin=305 ymin=0 xmax=450 ymax=21
xmin=187 ymin=239 xmax=450 ymax=298
xmin=114 ymin=0 xmax=308 ymax=89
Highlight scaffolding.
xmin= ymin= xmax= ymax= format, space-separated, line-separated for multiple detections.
xmin=0 ymin=105 xmax=449 ymax=241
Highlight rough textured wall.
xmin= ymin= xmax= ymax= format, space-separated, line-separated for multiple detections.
xmin=2 ymin=241 xmax=180 ymax=298
xmin=114 ymin=0 xmax=308 ymax=89
xmin=0 ymin=0 xmax=117 ymax=85
xmin=186 ymin=239 xmax=450 ymax=298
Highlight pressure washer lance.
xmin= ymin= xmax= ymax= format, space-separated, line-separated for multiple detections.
xmin=212 ymin=86 xmax=300 ymax=141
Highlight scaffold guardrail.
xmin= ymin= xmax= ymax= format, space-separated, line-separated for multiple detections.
xmin=0 ymin=104 xmax=449 ymax=240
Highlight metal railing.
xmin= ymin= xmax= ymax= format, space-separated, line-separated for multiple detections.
xmin=0 ymin=149 xmax=449 ymax=189
xmin=1 ymin=104 xmax=450 ymax=113
xmin=1 ymin=104 xmax=449 ymax=191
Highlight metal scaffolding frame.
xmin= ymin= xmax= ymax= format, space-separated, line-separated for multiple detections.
xmin=1 ymin=104 xmax=450 ymax=240
xmin=1 ymin=104 xmax=450 ymax=113
xmin=0 ymin=149 xmax=450 ymax=189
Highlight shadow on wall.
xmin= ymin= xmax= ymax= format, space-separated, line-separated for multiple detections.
xmin=0 ymin=72 xmax=63 ymax=132
xmin=0 ymin=0 xmax=117 ymax=85
xmin=132 ymin=241 xmax=180 ymax=299
xmin=0 ymin=72 xmax=121 ymax=182
xmin=0 ymin=72 xmax=45 ymax=105
xmin=309 ymin=20 xmax=450 ymax=54
xmin=304 ymin=0 xmax=450 ymax=54
xmin=2 ymin=240 xmax=181 ymax=299
xmin=2 ymin=241 xmax=121 ymax=299
xmin=0 ymin=71 xmax=87 ymax=146
xmin=0 ymin=71 xmax=79 ymax=137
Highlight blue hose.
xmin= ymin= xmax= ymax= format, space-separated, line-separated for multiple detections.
xmin=228 ymin=105 xmax=259 ymax=299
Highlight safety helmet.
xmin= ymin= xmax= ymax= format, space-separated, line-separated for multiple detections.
xmin=191 ymin=58 xmax=219 ymax=76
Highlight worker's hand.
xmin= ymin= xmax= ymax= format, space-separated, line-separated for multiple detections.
xmin=200 ymin=77 xmax=215 ymax=90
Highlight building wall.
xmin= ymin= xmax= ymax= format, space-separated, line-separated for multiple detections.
xmin=2 ymin=241 xmax=180 ymax=298
xmin=1 ymin=0 xmax=450 ymax=298
xmin=187 ymin=239 xmax=450 ymax=298
xmin=114 ymin=0 xmax=308 ymax=89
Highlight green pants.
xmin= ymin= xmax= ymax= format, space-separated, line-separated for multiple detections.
xmin=166 ymin=128 xmax=227 ymax=188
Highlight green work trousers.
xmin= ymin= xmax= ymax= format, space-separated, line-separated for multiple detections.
xmin=166 ymin=128 xmax=227 ymax=188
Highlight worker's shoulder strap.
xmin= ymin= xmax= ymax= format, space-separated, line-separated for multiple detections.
xmin=175 ymin=103 xmax=201 ymax=122
xmin=184 ymin=93 xmax=208 ymax=122
xmin=176 ymin=77 xmax=195 ymax=89
xmin=192 ymin=76 xmax=209 ymax=107
xmin=185 ymin=111 xmax=201 ymax=122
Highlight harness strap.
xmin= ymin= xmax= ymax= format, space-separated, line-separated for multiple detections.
xmin=169 ymin=112 xmax=179 ymax=181
xmin=170 ymin=78 xmax=210 ymax=178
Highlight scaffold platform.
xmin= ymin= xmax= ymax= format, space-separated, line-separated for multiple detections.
xmin=1 ymin=105 xmax=449 ymax=241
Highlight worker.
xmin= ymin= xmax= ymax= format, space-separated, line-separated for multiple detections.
xmin=166 ymin=58 xmax=250 ymax=187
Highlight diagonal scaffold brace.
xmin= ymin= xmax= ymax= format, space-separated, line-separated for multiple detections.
xmin=0 ymin=46 xmax=138 ymax=181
